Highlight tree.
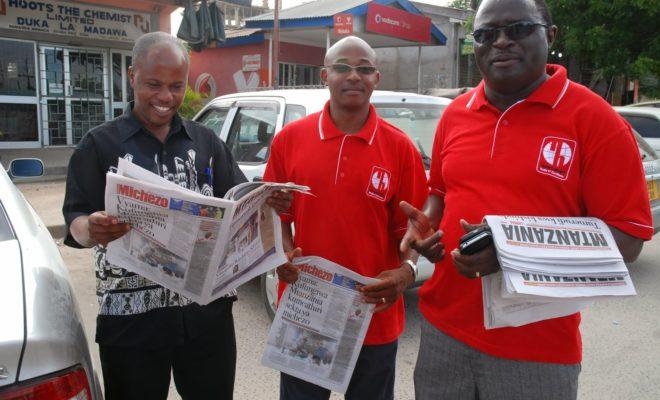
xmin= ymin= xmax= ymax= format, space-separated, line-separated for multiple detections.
xmin=178 ymin=86 xmax=207 ymax=120
xmin=548 ymin=0 xmax=659 ymax=97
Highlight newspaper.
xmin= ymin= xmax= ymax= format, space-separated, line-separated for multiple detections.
xmin=104 ymin=159 xmax=310 ymax=304
xmin=481 ymin=215 xmax=636 ymax=329
xmin=261 ymin=256 xmax=378 ymax=394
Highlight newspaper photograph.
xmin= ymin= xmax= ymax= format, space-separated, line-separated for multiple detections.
xmin=104 ymin=160 xmax=310 ymax=304
xmin=261 ymin=256 xmax=378 ymax=394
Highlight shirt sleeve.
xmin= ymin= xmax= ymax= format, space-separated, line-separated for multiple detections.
xmin=62 ymin=134 xmax=106 ymax=248
xmin=211 ymin=134 xmax=247 ymax=198
xmin=428 ymin=114 xmax=447 ymax=198
xmin=391 ymin=140 xmax=429 ymax=240
xmin=263 ymin=128 xmax=294 ymax=224
xmin=581 ymin=125 xmax=653 ymax=240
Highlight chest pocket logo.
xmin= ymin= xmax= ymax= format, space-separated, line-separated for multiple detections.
xmin=536 ymin=136 xmax=577 ymax=181
xmin=366 ymin=166 xmax=391 ymax=201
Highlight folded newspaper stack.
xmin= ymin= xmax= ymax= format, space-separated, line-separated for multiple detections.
xmin=481 ymin=215 xmax=636 ymax=329
xmin=104 ymin=158 xmax=310 ymax=305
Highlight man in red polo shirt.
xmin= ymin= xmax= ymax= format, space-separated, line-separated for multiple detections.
xmin=264 ymin=36 xmax=427 ymax=399
xmin=400 ymin=0 xmax=653 ymax=399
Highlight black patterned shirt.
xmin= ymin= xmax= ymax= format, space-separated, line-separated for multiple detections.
xmin=63 ymin=104 xmax=246 ymax=346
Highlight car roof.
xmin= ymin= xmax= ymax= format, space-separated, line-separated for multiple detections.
xmin=206 ymin=89 xmax=452 ymax=112
xmin=614 ymin=106 xmax=660 ymax=119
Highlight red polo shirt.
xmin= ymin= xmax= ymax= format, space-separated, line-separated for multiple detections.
xmin=420 ymin=64 xmax=653 ymax=364
xmin=264 ymin=101 xmax=428 ymax=345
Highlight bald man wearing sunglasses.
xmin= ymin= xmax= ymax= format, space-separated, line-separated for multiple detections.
xmin=399 ymin=0 xmax=652 ymax=399
xmin=264 ymin=36 xmax=427 ymax=399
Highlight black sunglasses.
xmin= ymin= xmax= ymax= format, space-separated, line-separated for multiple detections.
xmin=325 ymin=63 xmax=378 ymax=75
xmin=473 ymin=22 xmax=549 ymax=45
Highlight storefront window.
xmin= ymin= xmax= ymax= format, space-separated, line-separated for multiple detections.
xmin=44 ymin=49 xmax=65 ymax=97
xmin=0 ymin=40 xmax=36 ymax=97
xmin=278 ymin=63 xmax=321 ymax=87
xmin=47 ymin=100 xmax=67 ymax=145
xmin=0 ymin=104 xmax=38 ymax=142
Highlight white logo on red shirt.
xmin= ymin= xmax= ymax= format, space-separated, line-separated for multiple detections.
xmin=366 ymin=166 xmax=391 ymax=201
xmin=536 ymin=136 xmax=577 ymax=180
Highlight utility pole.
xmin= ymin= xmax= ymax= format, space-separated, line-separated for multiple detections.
xmin=272 ymin=0 xmax=280 ymax=89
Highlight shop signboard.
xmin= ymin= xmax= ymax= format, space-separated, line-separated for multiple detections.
xmin=0 ymin=0 xmax=152 ymax=42
xmin=333 ymin=13 xmax=353 ymax=36
xmin=365 ymin=3 xmax=431 ymax=43
xmin=242 ymin=54 xmax=261 ymax=72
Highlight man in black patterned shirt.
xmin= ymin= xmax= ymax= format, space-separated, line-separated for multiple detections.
xmin=63 ymin=32 xmax=290 ymax=400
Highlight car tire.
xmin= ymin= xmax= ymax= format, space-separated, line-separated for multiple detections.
xmin=260 ymin=269 xmax=278 ymax=320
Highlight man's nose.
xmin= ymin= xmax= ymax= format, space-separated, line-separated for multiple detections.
xmin=157 ymin=86 xmax=174 ymax=102
xmin=346 ymin=68 xmax=361 ymax=81
xmin=492 ymin=28 xmax=513 ymax=47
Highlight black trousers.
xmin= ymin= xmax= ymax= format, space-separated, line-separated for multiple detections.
xmin=280 ymin=340 xmax=398 ymax=400
xmin=99 ymin=305 xmax=236 ymax=400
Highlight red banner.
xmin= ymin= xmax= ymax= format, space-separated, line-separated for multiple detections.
xmin=365 ymin=3 xmax=431 ymax=43
xmin=333 ymin=13 xmax=353 ymax=36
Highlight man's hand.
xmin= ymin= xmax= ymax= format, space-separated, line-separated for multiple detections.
xmin=276 ymin=247 xmax=302 ymax=284
xmin=87 ymin=211 xmax=131 ymax=246
xmin=360 ymin=266 xmax=415 ymax=313
xmin=266 ymin=189 xmax=293 ymax=215
xmin=399 ymin=201 xmax=445 ymax=263
xmin=451 ymin=219 xmax=500 ymax=279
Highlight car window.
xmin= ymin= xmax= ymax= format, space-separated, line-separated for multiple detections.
xmin=284 ymin=104 xmax=306 ymax=125
xmin=197 ymin=107 xmax=230 ymax=136
xmin=620 ymin=115 xmax=660 ymax=139
xmin=0 ymin=202 xmax=15 ymax=242
xmin=374 ymin=103 xmax=446 ymax=162
xmin=226 ymin=104 xmax=279 ymax=164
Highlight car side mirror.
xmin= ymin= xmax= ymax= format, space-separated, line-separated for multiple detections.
xmin=9 ymin=158 xmax=44 ymax=178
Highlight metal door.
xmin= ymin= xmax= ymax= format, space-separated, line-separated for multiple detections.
xmin=38 ymin=46 xmax=110 ymax=146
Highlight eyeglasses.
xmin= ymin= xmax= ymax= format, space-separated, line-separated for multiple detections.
xmin=473 ymin=22 xmax=549 ymax=45
xmin=325 ymin=63 xmax=378 ymax=75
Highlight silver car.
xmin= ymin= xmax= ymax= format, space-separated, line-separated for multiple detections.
xmin=0 ymin=160 xmax=101 ymax=399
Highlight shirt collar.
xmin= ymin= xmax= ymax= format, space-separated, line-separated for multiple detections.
xmin=467 ymin=64 xmax=570 ymax=111
xmin=318 ymin=101 xmax=379 ymax=145
xmin=117 ymin=102 xmax=189 ymax=142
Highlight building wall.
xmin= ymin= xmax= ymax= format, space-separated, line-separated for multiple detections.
xmin=189 ymin=40 xmax=325 ymax=98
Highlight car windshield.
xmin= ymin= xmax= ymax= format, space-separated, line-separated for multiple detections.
xmin=374 ymin=103 xmax=445 ymax=162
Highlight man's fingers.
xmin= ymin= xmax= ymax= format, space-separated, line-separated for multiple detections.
xmin=400 ymin=201 xmax=432 ymax=230
xmin=460 ymin=219 xmax=487 ymax=233
xmin=287 ymin=247 xmax=302 ymax=261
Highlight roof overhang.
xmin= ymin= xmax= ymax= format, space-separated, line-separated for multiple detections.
xmin=241 ymin=0 xmax=447 ymax=48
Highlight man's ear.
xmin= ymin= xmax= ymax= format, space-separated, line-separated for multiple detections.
xmin=320 ymin=67 xmax=328 ymax=85
xmin=128 ymin=65 xmax=136 ymax=89
xmin=374 ymin=70 xmax=381 ymax=88
xmin=547 ymin=25 xmax=558 ymax=49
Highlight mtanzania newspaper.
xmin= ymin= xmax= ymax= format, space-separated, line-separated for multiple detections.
xmin=262 ymin=256 xmax=378 ymax=394
xmin=104 ymin=158 xmax=308 ymax=304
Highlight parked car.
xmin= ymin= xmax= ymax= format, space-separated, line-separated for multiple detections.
xmin=0 ymin=160 xmax=101 ymax=399
xmin=628 ymin=100 xmax=660 ymax=108
xmin=194 ymin=89 xmax=451 ymax=318
xmin=638 ymin=135 xmax=660 ymax=234
xmin=615 ymin=106 xmax=660 ymax=153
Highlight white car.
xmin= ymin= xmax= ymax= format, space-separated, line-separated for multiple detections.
xmin=0 ymin=160 xmax=101 ymax=399
xmin=615 ymin=106 xmax=660 ymax=154
xmin=194 ymin=89 xmax=451 ymax=318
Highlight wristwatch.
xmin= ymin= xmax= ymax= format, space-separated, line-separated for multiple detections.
xmin=401 ymin=259 xmax=418 ymax=280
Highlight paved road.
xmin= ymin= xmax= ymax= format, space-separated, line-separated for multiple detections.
xmin=57 ymin=236 xmax=660 ymax=400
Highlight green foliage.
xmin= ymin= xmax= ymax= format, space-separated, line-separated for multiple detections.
xmin=548 ymin=0 xmax=659 ymax=94
xmin=179 ymin=86 xmax=207 ymax=120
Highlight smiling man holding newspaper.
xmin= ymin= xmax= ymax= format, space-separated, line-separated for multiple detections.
xmin=62 ymin=32 xmax=291 ymax=400
xmin=263 ymin=36 xmax=427 ymax=400
xmin=399 ymin=0 xmax=653 ymax=399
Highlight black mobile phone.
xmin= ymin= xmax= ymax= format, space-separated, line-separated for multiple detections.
xmin=458 ymin=226 xmax=493 ymax=255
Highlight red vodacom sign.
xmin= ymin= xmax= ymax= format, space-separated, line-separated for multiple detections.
xmin=365 ymin=3 xmax=431 ymax=43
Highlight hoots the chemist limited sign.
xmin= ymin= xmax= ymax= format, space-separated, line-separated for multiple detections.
xmin=0 ymin=0 xmax=151 ymax=42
